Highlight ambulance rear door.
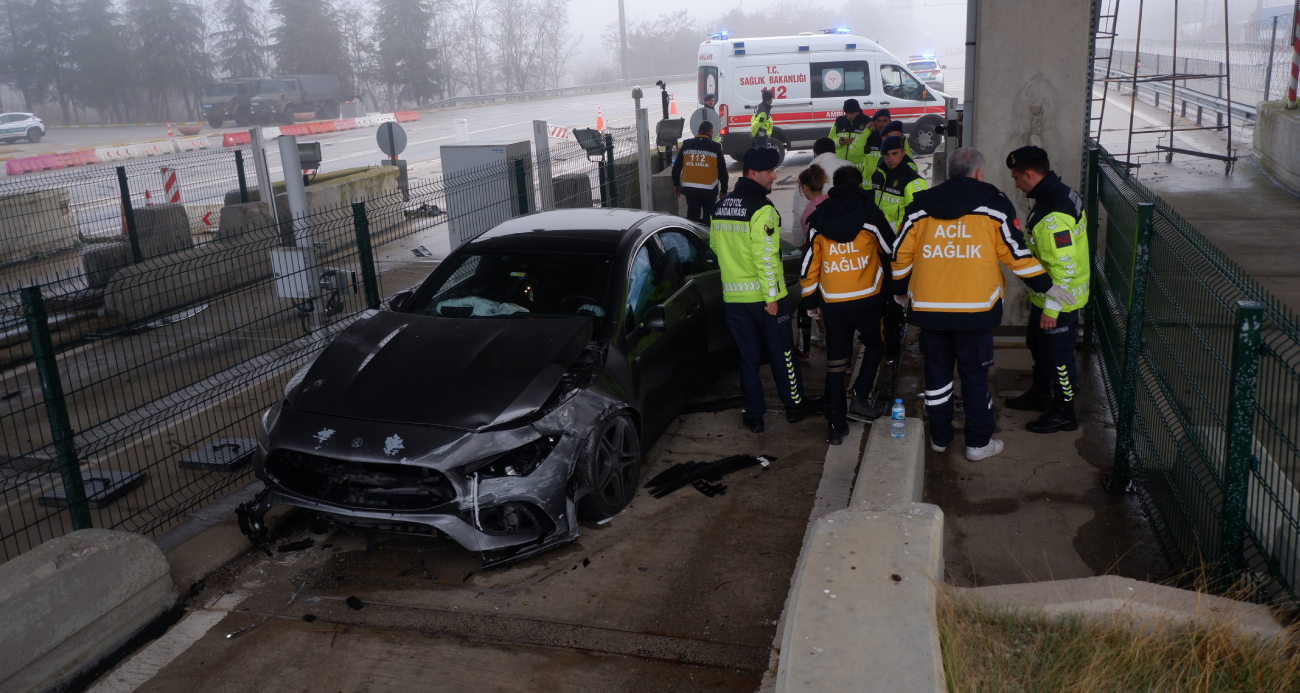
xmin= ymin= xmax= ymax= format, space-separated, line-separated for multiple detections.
xmin=727 ymin=44 xmax=809 ymax=144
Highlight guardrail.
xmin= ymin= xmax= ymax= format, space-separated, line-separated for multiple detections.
xmin=1095 ymin=65 xmax=1257 ymax=122
xmin=422 ymin=74 xmax=696 ymax=111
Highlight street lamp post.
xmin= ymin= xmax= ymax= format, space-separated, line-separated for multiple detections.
xmin=619 ymin=0 xmax=629 ymax=80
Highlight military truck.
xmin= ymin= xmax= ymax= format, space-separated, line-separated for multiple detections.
xmin=248 ymin=75 xmax=342 ymax=124
xmin=201 ymin=77 xmax=268 ymax=128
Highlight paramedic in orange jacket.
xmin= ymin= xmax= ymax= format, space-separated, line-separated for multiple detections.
xmin=799 ymin=165 xmax=895 ymax=446
xmin=891 ymin=148 xmax=1077 ymax=461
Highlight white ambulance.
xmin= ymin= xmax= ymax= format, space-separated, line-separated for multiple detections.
xmin=697 ymin=30 xmax=949 ymax=163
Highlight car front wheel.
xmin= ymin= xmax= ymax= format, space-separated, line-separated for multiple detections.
xmin=575 ymin=413 xmax=640 ymax=521
xmin=26 ymin=127 xmax=42 ymax=143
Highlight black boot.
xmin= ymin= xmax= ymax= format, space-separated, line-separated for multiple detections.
xmin=849 ymin=392 xmax=886 ymax=420
xmin=1005 ymin=374 xmax=1052 ymax=412
xmin=743 ymin=415 xmax=765 ymax=434
xmin=786 ymin=396 xmax=825 ymax=424
xmin=1026 ymin=397 xmax=1078 ymax=434
xmin=827 ymin=421 xmax=849 ymax=445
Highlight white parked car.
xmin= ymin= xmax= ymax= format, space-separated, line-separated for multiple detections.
xmin=0 ymin=112 xmax=45 ymax=143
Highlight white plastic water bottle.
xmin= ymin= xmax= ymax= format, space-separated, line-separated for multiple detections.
xmin=890 ymin=399 xmax=906 ymax=439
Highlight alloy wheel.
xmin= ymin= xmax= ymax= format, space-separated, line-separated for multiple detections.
xmin=593 ymin=417 xmax=638 ymax=509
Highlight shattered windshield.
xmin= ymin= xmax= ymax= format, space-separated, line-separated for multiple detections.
xmin=411 ymin=251 xmax=613 ymax=325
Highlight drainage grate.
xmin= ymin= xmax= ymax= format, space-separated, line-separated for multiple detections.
xmin=179 ymin=437 xmax=258 ymax=473
xmin=39 ymin=470 xmax=148 ymax=508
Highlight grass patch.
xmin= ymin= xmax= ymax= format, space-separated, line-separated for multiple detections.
xmin=938 ymin=592 xmax=1300 ymax=692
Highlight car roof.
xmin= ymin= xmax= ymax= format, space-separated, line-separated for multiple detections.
xmin=465 ymin=209 xmax=660 ymax=254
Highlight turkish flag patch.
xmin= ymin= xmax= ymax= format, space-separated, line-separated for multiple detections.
xmin=1053 ymin=229 xmax=1073 ymax=248
xmin=1013 ymin=219 xmax=1021 ymax=230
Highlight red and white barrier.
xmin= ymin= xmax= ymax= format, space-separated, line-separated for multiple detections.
xmin=160 ymin=167 xmax=181 ymax=203
xmin=1288 ymin=1 xmax=1298 ymax=109
xmin=548 ymin=125 xmax=570 ymax=140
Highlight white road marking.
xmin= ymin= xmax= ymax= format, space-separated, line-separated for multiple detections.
xmin=84 ymin=609 xmax=228 ymax=693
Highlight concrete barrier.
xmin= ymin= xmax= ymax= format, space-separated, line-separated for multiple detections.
xmin=83 ymin=204 xmax=194 ymax=288
xmin=776 ymin=502 xmax=945 ymax=693
xmin=0 ymin=529 xmax=175 ymax=693
xmin=776 ymin=418 xmax=940 ymax=693
xmin=215 ymin=201 xmax=275 ymax=241
xmin=1254 ymin=101 xmax=1300 ymax=195
xmin=0 ymin=187 xmax=79 ymax=263
xmin=852 ymin=417 xmax=926 ymax=510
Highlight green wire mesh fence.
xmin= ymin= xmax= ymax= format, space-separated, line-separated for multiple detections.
xmin=0 ymin=129 xmax=643 ymax=562
xmin=1088 ymin=141 xmax=1300 ymax=605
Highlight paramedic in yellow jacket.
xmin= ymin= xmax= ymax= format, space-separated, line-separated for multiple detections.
xmin=799 ymin=165 xmax=896 ymax=445
xmin=891 ymin=148 xmax=1077 ymax=462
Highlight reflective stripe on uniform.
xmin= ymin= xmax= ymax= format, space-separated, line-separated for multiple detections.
xmin=975 ymin=205 xmax=1033 ymax=258
xmin=820 ymin=267 xmax=881 ymax=299
xmin=911 ymin=286 xmax=1003 ymax=310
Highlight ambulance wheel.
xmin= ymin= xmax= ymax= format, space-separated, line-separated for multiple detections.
xmin=910 ymin=116 xmax=943 ymax=155
xmin=772 ymin=138 xmax=787 ymax=166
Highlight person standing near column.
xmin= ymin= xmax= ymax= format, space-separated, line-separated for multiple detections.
xmin=711 ymin=147 xmax=822 ymax=433
xmin=1003 ymin=145 xmax=1091 ymax=434
xmin=891 ymin=148 xmax=1076 ymax=460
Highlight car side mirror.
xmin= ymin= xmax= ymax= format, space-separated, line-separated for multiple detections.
xmin=388 ymin=289 xmax=413 ymax=312
xmin=644 ymin=304 xmax=667 ymax=332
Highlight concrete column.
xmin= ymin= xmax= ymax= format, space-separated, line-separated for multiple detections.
xmin=533 ymin=120 xmax=556 ymax=211
xmin=970 ymin=0 xmax=1092 ymax=325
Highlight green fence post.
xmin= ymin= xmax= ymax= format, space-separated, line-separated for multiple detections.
xmin=20 ymin=286 xmax=92 ymax=530
xmin=1220 ymin=300 xmax=1265 ymax=576
xmin=116 ymin=166 xmax=143 ymax=264
xmin=513 ymin=158 xmax=529 ymax=215
xmin=605 ymin=133 xmax=619 ymax=208
xmin=351 ymin=202 xmax=381 ymax=311
xmin=1111 ymin=203 xmax=1154 ymax=490
xmin=1083 ymin=147 xmax=1100 ymax=352
xmin=235 ymin=150 xmax=250 ymax=204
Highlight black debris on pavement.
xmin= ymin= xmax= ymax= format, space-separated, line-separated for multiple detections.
xmin=891 ymin=574 xmax=902 ymax=582
xmin=638 ymin=567 xmax=648 ymax=572
xmin=461 ymin=572 xmax=474 ymax=582
xmin=302 ymin=614 xmax=317 ymax=623
xmin=582 ymin=558 xmax=590 ymax=567
xmin=398 ymin=559 xmax=426 ymax=577
xmin=277 ymin=538 xmax=315 ymax=553
xmin=411 ymin=245 xmax=433 ymax=257
xmin=645 ymin=455 xmax=775 ymax=499
xmin=346 ymin=596 xmax=364 ymax=610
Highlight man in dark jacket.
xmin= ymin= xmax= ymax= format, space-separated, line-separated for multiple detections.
xmin=800 ymin=166 xmax=896 ymax=444
xmin=672 ymin=120 xmax=728 ymax=224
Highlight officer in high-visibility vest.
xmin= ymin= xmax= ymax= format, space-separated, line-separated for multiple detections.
xmin=850 ymin=108 xmax=892 ymax=180
xmin=1002 ymin=145 xmax=1091 ymax=434
xmin=891 ymin=147 xmax=1077 ymax=460
xmin=870 ymin=135 xmax=927 ymax=231
xmin=672 ymin=120 xmax=728 ymax=224
xmin=880 ymin=120 xmax=914 ymax=164
xmin=710 ymin=146 xmax=821 ymax=433
xmin=750 ymin=89 xmax=775 ymax=148
xmin=827 ymin=99 xmax=868 ymax=162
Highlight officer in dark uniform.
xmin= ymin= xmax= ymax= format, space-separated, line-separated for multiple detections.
xmin=710 ymin=147 xmax=821 ymax=432
xmin=1003 ymin=146 xmax=1091 ymax=434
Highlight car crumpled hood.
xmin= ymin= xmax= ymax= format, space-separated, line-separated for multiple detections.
xmin=290 ymin=311 xmax=593 ymax=430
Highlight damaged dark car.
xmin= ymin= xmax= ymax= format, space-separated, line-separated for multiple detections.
xmin=239 ymin=209 xmax=803 ymax=568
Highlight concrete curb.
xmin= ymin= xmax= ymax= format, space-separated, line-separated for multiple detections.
xmin=0 ymin=529 xmax=176 ymax=693
xmin=773 ymin=417 xmax=941 ymax=692
xmin=951 ymin=575 xmax=1292 ymax=642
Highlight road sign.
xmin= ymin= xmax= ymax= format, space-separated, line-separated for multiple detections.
xmin=377 ymin=122 xmax=407 ymax=157
xmin=688 ymin=107 xmax=722 ymax=137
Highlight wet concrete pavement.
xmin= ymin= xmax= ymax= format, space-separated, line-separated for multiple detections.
xmin=898 ymin=332 xmax=1167 ymax=587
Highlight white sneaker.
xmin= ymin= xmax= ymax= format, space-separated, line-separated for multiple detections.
xmin=965 ymin=439 xmax=1004 ymax=461
xmin=930 ymin=441 xmax=947 ymax=453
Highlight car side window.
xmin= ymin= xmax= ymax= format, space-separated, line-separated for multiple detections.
xmin=0 ymin=115 xmax=15 ymax=123
xmin=658 ymin=229 xmax=714 ymax=276
xmin=811 ymin=61 xmax=871 ymax=99
xmin=880 ymin=64 xmax=926 ymax=101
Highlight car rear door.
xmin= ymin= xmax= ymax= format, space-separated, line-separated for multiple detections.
xmin=620 ymin=239 xmax=697 ymax=440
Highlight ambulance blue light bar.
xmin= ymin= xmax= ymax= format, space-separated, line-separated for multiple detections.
xmin=709 ymin=30 xmax=730 ymax=39
xmin=820 ymin=27 xmax=851 ymax=34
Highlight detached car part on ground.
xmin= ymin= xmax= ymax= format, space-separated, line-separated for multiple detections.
xmin=238 ymin=209 xmax=805 ymax=568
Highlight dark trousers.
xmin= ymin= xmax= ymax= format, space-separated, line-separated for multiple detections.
xmin=1027 ymin=304 xmax=1080 ymax=401
xmin=880 ymin=274 xmax=905 ymax=356
xmin=797 ymin=298 xmax=814 ymax=353
xmin=919 ymin=328 xmax=995 ymax=448
xmin=724 ymin=302 xmax=805 ymax=417
xmin=684 ymin=193 xmax=715 ymax=224
xmin=824 ymin=305 xmax=885 ymax=428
